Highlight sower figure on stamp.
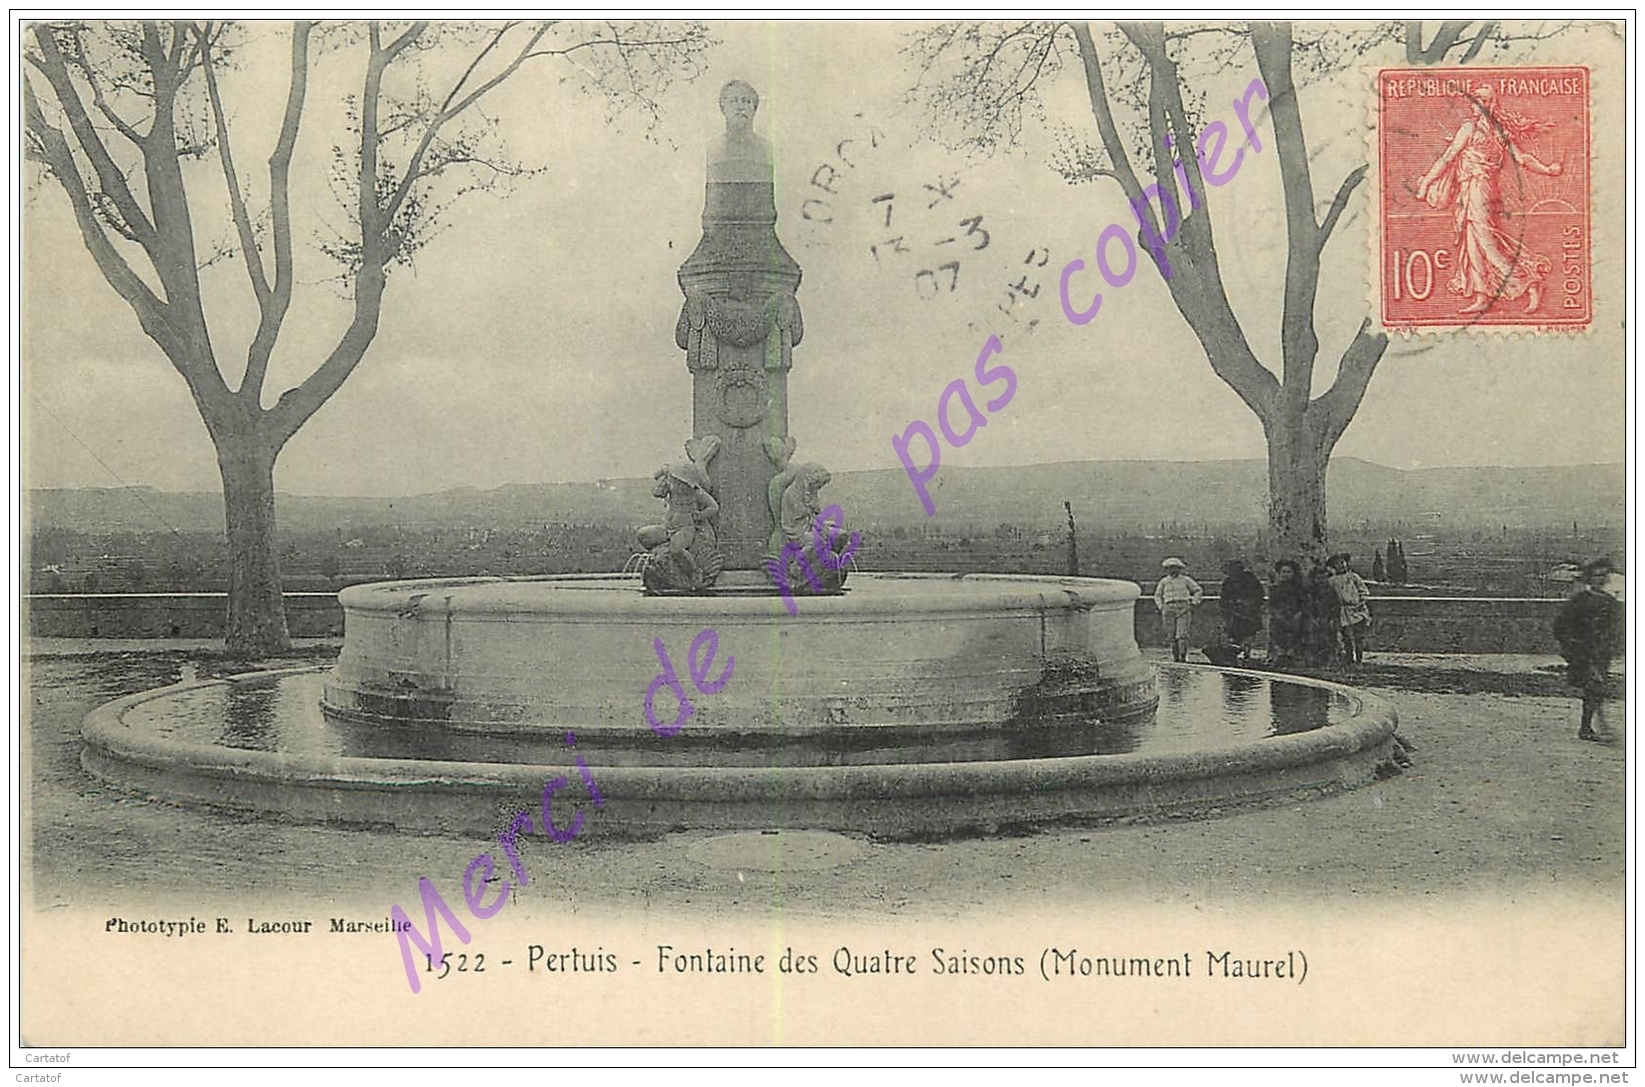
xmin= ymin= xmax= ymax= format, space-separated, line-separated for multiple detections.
xmin=1415 ymin=85 xmax=1562 ymax=315
xmin=1154 ymin=557 xmax=1203 ymax=664
xmin=1554 ymin=557 xmax=1624 ymax=742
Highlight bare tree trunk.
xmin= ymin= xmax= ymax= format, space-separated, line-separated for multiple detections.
xmin=1266 ymin=419 xmax=1329 ymax=559
xmin=27 ymin=19 xmax=708 ymax=659
xmin=217 ymin=439 xmax=290 ymax=657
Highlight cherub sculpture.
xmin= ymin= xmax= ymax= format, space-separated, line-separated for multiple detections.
xmin=637 ymin=438 xmax=723 ymax=593
xmin=765 ymin=461 xmax=851 ymax=601
xmin=764 ymin=435 xmax=803 ymax=555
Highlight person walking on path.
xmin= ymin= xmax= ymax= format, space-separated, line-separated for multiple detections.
xmin=1267 ymin=559 xmax=1306 ymax=668
xmin=1154 ymin=557 xmax=1203 ymax=663
xmin=1554 ymin=557 xmax=1624 ymax=742
xmin=1329 ymin=553 xmax=1373 ymax=666
xmin=1219 ymin=559 xmax=1266 ymax=663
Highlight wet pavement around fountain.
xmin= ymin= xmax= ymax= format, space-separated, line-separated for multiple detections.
xmin=25 ymin=642 xmax=1624 ymax=919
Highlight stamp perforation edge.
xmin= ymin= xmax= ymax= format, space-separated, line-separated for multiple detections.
xmin=1364 ymin=48 xmax=1612 ymax=339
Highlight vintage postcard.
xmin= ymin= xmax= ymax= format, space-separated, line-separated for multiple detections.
xmin=13 ymin=16 xmax=1632 ymax=1065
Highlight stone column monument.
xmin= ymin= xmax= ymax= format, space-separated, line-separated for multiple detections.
xmin=674 ymin=80 xmax=803 ymax=573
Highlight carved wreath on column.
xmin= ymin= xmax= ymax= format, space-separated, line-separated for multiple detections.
xmin=715 ymin=364 xmax=769 ymax=428
xmin=676 ymin=291 xmax=805 ymax=355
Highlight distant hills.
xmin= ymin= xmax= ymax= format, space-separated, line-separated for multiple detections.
xmin=25 ymin=458 xmax=1624 ymax=537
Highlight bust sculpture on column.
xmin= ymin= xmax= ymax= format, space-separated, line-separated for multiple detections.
xmin=708 ymin=79 xmax=771 ymax=182
xmin=673 ymin=80 xmax=805 ymax=575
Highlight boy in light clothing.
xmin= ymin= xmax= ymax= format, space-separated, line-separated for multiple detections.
xmin=1154 ymin=557 xmax=1203 ymax=663
xmin=1328 ymin=553 xmax=1372 ymax=666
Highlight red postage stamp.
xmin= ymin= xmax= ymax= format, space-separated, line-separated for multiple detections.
xmin=1377 ymin=66 xmax=1590 ymax=330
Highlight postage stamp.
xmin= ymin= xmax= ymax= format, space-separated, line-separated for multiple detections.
xmin=1376 ymin=66 xmax=1590 ymax=331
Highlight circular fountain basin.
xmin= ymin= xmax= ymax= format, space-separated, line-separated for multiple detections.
xmin=319 ymin=573 xmax=1158 ymax=750
xmin=83 ymin=661 xmax=1398 ymax=838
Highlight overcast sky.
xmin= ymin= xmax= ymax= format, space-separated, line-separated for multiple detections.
xmin=21 ymin=19 xmax=1626 ymax=496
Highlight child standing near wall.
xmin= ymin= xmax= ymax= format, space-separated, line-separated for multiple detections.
xmin=1329 ymin=553 xmax=1372 ymax=666
xmin=1153 ymin=557 xmax=1203 ymax=664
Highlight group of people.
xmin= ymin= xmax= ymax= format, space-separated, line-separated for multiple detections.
xmin=1151 ymin=553 xmax=1374 ymax=669
xmin=1271 ymin=553 xmax=1372 ymax=668
xmin=1156 ymin=550 xmax=1625 ymax=748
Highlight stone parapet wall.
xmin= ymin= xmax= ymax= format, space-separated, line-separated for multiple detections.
xmin=25 ymin=593 xmax=344 ymax=639
xmin=26 ymin=591 xmax=1572 ymax=655
xmin=1133 ymin=595 xmax=1568 ymax=655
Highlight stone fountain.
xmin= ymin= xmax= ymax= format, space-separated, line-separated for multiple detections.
xmin=81 ymin=82 xmax=1398 ymax=838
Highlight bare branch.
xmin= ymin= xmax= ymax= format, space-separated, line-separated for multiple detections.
xmin=1400 ymin=19 xmax=1556 ymax=66
xmin=381 ymin=20 xmax=430 ymax=63
xmin=1250 ymin=22 xmax=1322 ymax=402
xmin=1310 ymin=318 xmax=1390 ymax=452
xmin=360 ymin=23 xmax=388 ymax=245
xmin=439 ymin=21 xmax=517 ymax=113
xmin=197 ymin=24 xmax=269 ymax=302
xmin=88 ymin=84 xmax=146 ymax=145
xmin=1048 ymin=134 xmax=1119 ymax=184
xmin=1109 ymin=21 xmax=1278 ymax=421
xmin=969 ymin=23 xmax=1057 ymax=145
xmin=166 ymin=19 xmax=190 ymax=69
xmin=382 ymin=23 xmax=549 ymax=228
xmin=1070 ymin=23 xmax=1148 ymax=206
xmin=24 ymin=76 xmax=171 ymax=349
xmin=1117 ymin=23 xmax=1178 ymax=241
xmin=516 ymin=33 xmax=706 ymax=64
xmin=48 ymin=26 xmax=148 ymax=145
xmin=196 ymin=233 xmax=239 ymax=271
xmin=1459 ymin=20 xmax=1498 ymax=63
xmin=265 ymin=280 xmax=383 ymax=447
xmin=263 ymin=20 xmax=399 ymax=444
xmin=138 ymin=21 xmax=169 ymax=91
xmin=240 ymin=19 xmax=312 ymax=402
xmin=904 ymin=21 xmax=1067 ymax=156
xmin=1317 ymin=164 xmax=1368 ymax=253
xmin=29 ymin=25 xmax=157 ymax=247
xmin=604 ymin=20 xmax=648 ymax=129
xmin=1163 ymin=26 xmax=1239 ymax=44
xmin=175 ymin=19 xmax=211 ymax=80
xmin=1404 ymin=20 xmax=1469 ymax=64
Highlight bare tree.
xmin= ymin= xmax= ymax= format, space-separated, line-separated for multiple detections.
xmin=907 ymin=19 xmax=1556 ymax=558
xmin=25 ymin=19 xmax=710 ymax=655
